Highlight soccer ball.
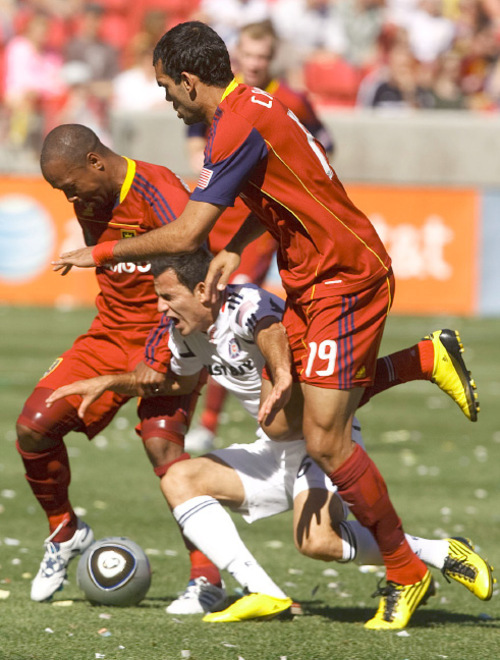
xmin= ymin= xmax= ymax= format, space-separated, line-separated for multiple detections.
xmin=77 ymin=537 xmax=151 ymax=606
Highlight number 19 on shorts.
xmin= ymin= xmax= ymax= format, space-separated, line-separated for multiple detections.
xmin=305 ymin=340 xmax=337 ymax=378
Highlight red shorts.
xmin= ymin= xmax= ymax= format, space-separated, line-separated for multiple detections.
xmin=23 ymin=326 xmax=197 ymax=441
xmin=275 ymin=272 xmax=395 ymax=389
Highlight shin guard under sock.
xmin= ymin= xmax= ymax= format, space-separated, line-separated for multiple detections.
xmin=16 ymin=440 xmax=76 ymax=541
xmin=330 ymin=444 xmax=426 ymax=584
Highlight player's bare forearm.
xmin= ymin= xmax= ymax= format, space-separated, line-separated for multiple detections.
xmin=113 ymin=200 xmax=224 ymax=261
xmin=255 ymin=318 xmax=293 ymax=424
xmin=53 ymin=201 xmax=226 ymax=269
xmin=203 ymin=214 xmax=267 ymax=301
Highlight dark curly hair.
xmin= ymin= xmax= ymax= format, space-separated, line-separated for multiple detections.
xmin=150 ymin=247 xmax=213 ymax=292
xmin=153 ymin=21 xmax=233 ymax=87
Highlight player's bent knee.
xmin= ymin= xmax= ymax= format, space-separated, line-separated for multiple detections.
xmin=17 ymin=387 xmax=80 ymax=451
xmin=161 ymin=459 xmax=203 ymax=505
xmin=16 ymin=423 xmax=59 ymax=452
xmin=295 ymin=534 xmax=342 ymax=562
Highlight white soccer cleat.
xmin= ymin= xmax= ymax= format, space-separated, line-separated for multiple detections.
xmin=166 ymin=577 xmax=227 ymax=614
xmin=184 ymin=426 xmax=216 ymax=453
xmin=31 ymin=518 xmax=94 ymax=602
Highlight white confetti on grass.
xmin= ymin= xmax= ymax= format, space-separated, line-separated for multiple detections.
xmin=265 ymin=540 xmax=283 ymax=549
xmin=113 ymin=417 xmax=129 ymax=430
xmin=4 ymin=537 xmax=20 ymax=546
xmin=93 ymin=500 xmax=107 ymax=510
xmin=181 ymin=651 xmax=191 ymax=658
xmin=474 ymin=489 xmax=488 ymax=499
xmin=94 ymin=435 xmax=108 ymax=449
xmin=164 ymin=549 xmax=178 ymax=556
xmin=52 ymin=600 xmax=73 ymax=607
xmin=45 ymin=628 xmax=54 ymax=634
xmin=396 ymin=630 xmax=410 ymax=637
xmin=358 ymin=565 xmax=378 ymax=574
xmin=99 ymin=613 xmax=112 ymax=620
xmin=288 ymin=568 xmax=303 ymax=575
xmin=322 ymin=568 xmax=338 ymax=577
xmin=0 ymin=589 xmax=10 ymax=599
xmin=1 ymin=490 xmax=16 ymax=499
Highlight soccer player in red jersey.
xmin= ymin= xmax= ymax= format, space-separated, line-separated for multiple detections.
xmin=54 ymin=24 xmax=479 ymax=629
xmin=17 ymin=124 xmax=223 ymax=610
xmin=185 ymin=20 xmax=334 ymax=451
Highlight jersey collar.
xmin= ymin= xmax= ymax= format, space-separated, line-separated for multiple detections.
xmin=119 ymin=157 xmax=136 ymax=204
xmin=234 ymin=73 xmax=280 ymax=95
xmin=221 ymin=78 xmax=239 ymax=102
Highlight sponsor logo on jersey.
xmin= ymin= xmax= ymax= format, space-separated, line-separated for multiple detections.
xmin=41 ymin=357 xmax=63 ymax=380
xmin=121 ymin=229 xmax=137 ymax=239
xmin=105 ymin=262 xmax=152 ymax=274
xmin=197 ymin=168 xmax=213 ymax=190
xmin=228 ymin=338 xmax=241 ymax=358
xmin=205 ymin=359 xmax=254 ymax=377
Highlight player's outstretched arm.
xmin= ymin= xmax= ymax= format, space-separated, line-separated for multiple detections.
xmin=255 ymin=318 xmax=293 ymax=425
xmin=134 ymin=361 xmax=200 ymax=398
xmin=203 ymin=213 xmax=267 ymax=303
xmin=52 ymin=200 xmax=225 ymax=271
xmin=46 ymin=375 xmax=130 ymax=418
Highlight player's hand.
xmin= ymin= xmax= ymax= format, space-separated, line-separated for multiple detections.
xmin=257 ymin=370 xmax=293 ymax=426
xmin=46 ymin=377 xmax=108 ymax=418
xmin=134 ymin=361 xmax=166 ymax=397
xmin=202 ymin=249 xmax=241 ymax=304
xmin=52 ymin=246 xmax=96 ymax=272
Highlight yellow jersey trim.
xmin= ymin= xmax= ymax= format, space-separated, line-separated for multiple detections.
xmin=234 ymin=74 xmax=280 ymax=96
xmin=221 ymin=79 xmax=239 ymax=102
xmin=120 ymin=157 xmax=136 ymax=204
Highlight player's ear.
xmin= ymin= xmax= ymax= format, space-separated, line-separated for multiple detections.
xmin=194 ymin=281 xmax=206 ymax=301
xmin=87 ymin=152 xmax=104 ymax=170
xmin=181 ymin=72 xmax=198 ymax=93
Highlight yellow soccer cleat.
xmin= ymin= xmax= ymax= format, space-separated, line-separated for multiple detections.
xmin=364 ymin=570 xmax=435 ymax=631
xmin=202 ymin=593 xmax=293 ymax=623
xmin=426 ymin=329 xmax=479 ymax=421
xmin=442 ymin=537 xmax=495 ymax=601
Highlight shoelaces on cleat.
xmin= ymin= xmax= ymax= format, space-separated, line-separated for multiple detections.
xmin=442 ymin=556 xmax=475 ymax=583
xmin=371 ymin=580 xmax=401 ymax=620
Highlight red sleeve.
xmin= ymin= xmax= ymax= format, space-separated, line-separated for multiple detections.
xmin=143 ymin=313 xmax=172 ymax=374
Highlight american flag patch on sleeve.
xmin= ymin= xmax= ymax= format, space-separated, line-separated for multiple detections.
xmin=197 ymin=167 xmax=213 ymax=190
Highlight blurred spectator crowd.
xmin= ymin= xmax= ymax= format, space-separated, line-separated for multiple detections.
xmin=2 ymin=0 xmax=500 ymax=160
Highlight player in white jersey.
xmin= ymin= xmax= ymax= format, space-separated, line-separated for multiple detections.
xmin=48 ymin=248 xmax=494 ymax=622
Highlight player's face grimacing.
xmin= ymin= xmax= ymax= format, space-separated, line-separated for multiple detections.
xmin=42 ymin=157 xmax=111 ymax=208
xmin=154 ymin=62 xmax=205 ymax=125
xmin=155 ymin=268 xmax=211 ymax=336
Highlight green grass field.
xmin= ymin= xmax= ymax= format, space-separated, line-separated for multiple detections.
xmin=0 ymin=306 xmax=499 ymax=660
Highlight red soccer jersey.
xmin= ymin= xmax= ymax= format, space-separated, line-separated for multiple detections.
xmin=191 ymin=81 xmax=391 ymax=302
xmin=189 ymin=77 xmax=333 ymax=250
xmin=74 ymin=158 xmax=190 ymax=365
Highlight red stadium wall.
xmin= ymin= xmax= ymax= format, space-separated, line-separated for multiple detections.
xmin=0 ymin=176 xmax=480 ymax=315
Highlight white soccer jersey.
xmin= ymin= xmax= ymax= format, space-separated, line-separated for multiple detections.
xmin=168 ymin=284 xmax=285 ymax=417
